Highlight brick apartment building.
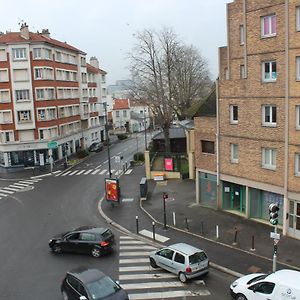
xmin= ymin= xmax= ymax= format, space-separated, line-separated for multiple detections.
xmin=195 ymin=0 xmax=300 ymax=239
xmin=0 ymin=24 xmax=107 ymax=172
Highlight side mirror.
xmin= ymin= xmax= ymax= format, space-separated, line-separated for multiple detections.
xmin=79 ymin=296 xmax=88 ymax=300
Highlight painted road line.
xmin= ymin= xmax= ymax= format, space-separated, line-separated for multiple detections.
xmin=0 ymin=189 xmax=14 ymax=194
xmin=9 ymin=185 xmax=24 ymax=190
xmin=0 ymin=193 xmax=8 ymax=197
xmin=91 ymin=169 xmax=100 ymax=175
xmin=119 ymin=240 xmax=145 ymax=245
xmin=68 ymin=170 xmax=78 ymax=176
xmin=120 ymin=245 xmax=156 ymax=250
xmin=119 ymin=266 xmax=151 ymax=272
xmin=120 ymin=236 xmax=134 ymax=240
xmin=95 ymin=164 xmax=102 ymax=169
xmin=19 ymin=181 xmax=35 ymax=185
xmin=119 ymin=273 xmax=176 ymax=280
xmin=119 ymin=252 xmax=150 ymax=257
xmin=115 ymin=170 xmax=122 ymax=176
xmin=122 ymin=198 xmax=134 ymax=202
xmin=99 ymin=169 xmax=107 ymax=175
xmin=61 ymin=171 xmax=72 ymax=176
xmin=119 ymin=258 xmax=149 ymax=264
xmin=76 ymin=170 xmax=86 ymax=175
xmin=121 ymin=281 xmax=184 ymax=290
xmin=13 ymin=183 xmax=29 ymax=187
xmin=128 ymin=290 xmax=211 ymax=299
xmin=139 ymin=229 xmax=169 ymax=243
xmin=125 ymin=169 xmax=133 ymax=175
xmin=83 ymin=169 xmax=93 ymax=175
xmin=2 ymin=187 xmax=20 ymax=192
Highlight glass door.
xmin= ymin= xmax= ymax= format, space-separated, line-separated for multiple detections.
xmin=288 ymin=200 xmax=300 ymax=239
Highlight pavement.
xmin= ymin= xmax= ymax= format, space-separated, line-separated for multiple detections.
xmin=100 ymin=164 xmax=300 ymax=278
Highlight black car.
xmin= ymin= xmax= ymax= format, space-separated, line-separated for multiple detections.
xmin=61 ymin=267 xmax=129 ymax=300
xmin=49 ymin=226 xmax=115 ymax=257
xmin=88 ymin=142 xmax=104 ymax=152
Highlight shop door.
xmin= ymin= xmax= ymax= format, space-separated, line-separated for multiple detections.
xmin=289 ymin=201 xmax=300 ymax=239
xmin=230 ymin=185 xmax=245 ymax=213
xmin=23 ymin=151 xmax=34 ymax=166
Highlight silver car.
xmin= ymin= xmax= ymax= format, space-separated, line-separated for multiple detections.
xmin=149 ymin=243 xmax=209 ymax=283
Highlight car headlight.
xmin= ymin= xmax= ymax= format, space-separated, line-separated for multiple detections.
xmin=231 ymin=281 xmax=238 ymax=288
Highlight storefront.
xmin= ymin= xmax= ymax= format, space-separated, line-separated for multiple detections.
xmin=198 ymin=172 xmax=217 ymax=208
xmin=222 ymin=181 xmax=246 ymax=213
xmin=288 ymin=199 xmax=300 ymax=239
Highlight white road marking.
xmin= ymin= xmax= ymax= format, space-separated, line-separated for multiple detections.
xmin=122 ymin=198 xmax=134 ymax=202
xmin=119 ymin=240 xmax=145 ymax=245
xmin=19 ymin=181 xmax=35 ymax=184
xmin=61 ymin=171 xmax=72 ymax=176
xmin=13 ymin=183 xmax=29 ymax=187
xmin=119 ymin=273 xmax=176 ymax=280
xmin=128 ymin=290 xmax=211 ymax=299
xmin=95 ymin=164 xmax=102 ymax=169
xmin=8 ymin=185 xmax=24 ymax=190
xmin=120 ymin=245 xmax=156 ymax=250
xmin=91 ymin=169 xmax=100 ymax=175
xmin=119 ymin=266 xmax=152 ymax=272
xmin=0 ymin=193 xmax=8 ymax=197
xmin=119 ymin=258 xmax=149 ymax=264
xmin=68 ymin=170 xmax=78 ymax=175
xmin=83 ymin=169 xmax=93 ymax=175
xmin=99 ymin=169 xmax=107 ymax=175
xmin=121 ymin=281 xmax=184 ymax=289
xmin=2 ymin=187 xmax=20 ymax=192
xmin=119 ymin=251 xmax=150 ymax=257
xmin=139 ymin=229 xmax=170 ymax=242
xmin=115 ymin=170 xmax=122 ymax=175
xmin=0 ymin=189 xmax=14 ymax=194
xmin=76 ymin=170 xmax=86 ymax=175
xmin=125 ymin=169 xmax=133 ymax=175
xmin=120 ymin=236 xmax=134 ymax=240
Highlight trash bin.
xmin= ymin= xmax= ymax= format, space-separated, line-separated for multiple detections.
xmin=140 ymin=177 xmax=148 ymax=198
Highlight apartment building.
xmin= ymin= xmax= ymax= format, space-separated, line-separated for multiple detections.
xmin=195 ymin=0 xmax=300 ymax=239
xmin=0 ymin=24 xmax=106 ymax=171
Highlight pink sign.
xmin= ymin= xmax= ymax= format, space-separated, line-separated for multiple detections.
xmin=164 ymin=158 xmax=173 ymax=171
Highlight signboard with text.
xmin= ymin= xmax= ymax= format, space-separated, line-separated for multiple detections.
xmin=105 ymin=178 xmax=120 ymax=202
xmin=164 ymin=158 xmax=173 ymax=171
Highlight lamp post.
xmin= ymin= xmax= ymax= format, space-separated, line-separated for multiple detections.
xmin=103 ymin=103 xmax=112 ymax=178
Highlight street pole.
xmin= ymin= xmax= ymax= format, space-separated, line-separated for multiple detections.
xmin=163 ymin=192 xmax=167 ymax=229
xmin=272 ymin=225 xmax=278 ymax=272
xmin=144 ymin=107 xmax=147 ymax=150
xmin=103 ymin=103 xmax=112 ymax=178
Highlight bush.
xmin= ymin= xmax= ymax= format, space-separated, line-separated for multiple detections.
xmin=134 ymin=152 xmax=145 ymax=162
xmin=117 ymin=134 xmax=128 ymax=140
xmin=76 ymin=149 xmax=89 ymax=158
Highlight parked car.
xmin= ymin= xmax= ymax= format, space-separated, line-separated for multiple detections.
xmin=149 ymin=243 xmax=209 ymax=283
xmin=49 ymin=226 xmax=115 ymax=257
xmin=88 ymin=142 xmax=104 ymax=152
xmin=230 ymin=269 xmax=300 ymax=300
xmin=61 ymin=267 xmax=129 ymax=300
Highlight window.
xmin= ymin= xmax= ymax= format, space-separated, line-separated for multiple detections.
xmin=240 ymin=65 xmax=245 ymax=79
xmin=158 ymin=248 xmax=174 ymax=260
xmin=16 ymin=89 xmax=30 ymax=101
xmin=116 ymin=111 xmax=120 ymax=118
xmin=0 ymin=110 xmax=12 ymax=124
xmin=174 ymin=253 xmax=185 ymax=264
xmin=35 ymin=68 xmax=42 ymax=79
xmin=296 ymin=6 xmax=300 ymax=31
xmin=249 ymin=282 xmax=275 ymax=294
xmin=296 ymin=106 xmax=300 ymax=129
xmin=17 ymin=110 xmax=31 ymax=122
xmin=0 ymin=49 xmax=6 ymax=61
xmin=262 ymin=105 xmax=277 ymax=126
xmin=12 ymin=48 xmax=27 ymax=60
xmin=231 ymin=144 xmax=239 ymax=163
xmin=33 ymin=48 xmax=42 ymax=59
xmin=34 ymin=67 xmax=53 ymax=80
xmin=0 ymin=131 xmax=14 ymax=143
xmin=37 ymin=109 xmax=46 ymax=120
xmin=224 ymin=67 xmax=229 ymax=80
xmin=239 ymin=25 xmax=244 ymax=45
xmin=55 ymin=51 xmax=62 ymax=62
xmin=44 ymin=49 xmax=52 ymax=60
xmin=0 ymin=69 xmax=9 ymax=82
xmin=230 ymin=105 xmax=238 ymax=124
xmin=261 ymin=15 xmax=276 ymax=37
xmin=295 ymin=154 xmax=300 ymax=176
xmin=262 ymin=148 xmax=277 ymax=170
xmin=13 ymin=68 xmax=29 ymax=81
xmin=262 ymin=61 xmax=277 ymax=82
xmin=123 ymin=110 xmax=127 ymax=117
xmin=296 ymin=57 xmax=300 ymax=80
xmin=0 ymin=90 xmax=10 ymax=102
xmin=201 ymin=141 xmax=215 ymax=154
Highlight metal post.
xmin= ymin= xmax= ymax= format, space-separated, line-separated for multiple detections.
xmin=251 ymin=235 xmax=255 ymax=251
xmin=152 ymin=222 xmax=155 ymax=240
xmin=185 ymin=218 xmax=189 ymax=231
xmin=136 ymin=216 xmax=139 ymax=234
xmin=172 ymin=212 xmax=176 ymax=226
xmin=103 ymin=103 xmax=112 ymax=178
xmin=273 ymin=226 xmax=277 ymax=272
xmin=163 ymin=194 xmax=167 ymax=229
xmin=216 ymin=225 xmax=219 ymax=239
xmin=144 ymin=107 xmax=147 ymax=150
xmin=233 ymin=227 xmax=238 ymax=245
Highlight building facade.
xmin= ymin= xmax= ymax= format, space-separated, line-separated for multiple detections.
xmin=0 ymin=24 xmax=106 ymax=171
xmin=196 ymin=0 xmax=300 ymax=239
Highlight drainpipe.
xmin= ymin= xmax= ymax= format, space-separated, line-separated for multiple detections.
xmin=283 ymin=0 xmax=289 ymax=236
xmin=243 ymin=0 xmax=248 ymax=78
xmin=216 ymin=78 xmax=220 ymax=209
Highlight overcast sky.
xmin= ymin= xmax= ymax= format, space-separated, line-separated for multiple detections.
xmin=2 ymin=0 xmax=231 ymax=85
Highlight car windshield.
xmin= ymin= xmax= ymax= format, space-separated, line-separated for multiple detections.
xmin=247 ymin=274 xmax=268 ymax=285
xmin=86 ymin=276 xmax=120 ymax=299
xmin=189 ymin=252 xmax=207 ymax=264
xmin=101 ymin=229 xmax=113 ymax=240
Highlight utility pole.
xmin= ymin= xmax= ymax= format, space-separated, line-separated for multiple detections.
xmin=103 ymin=103 xmax=112 ymax=178
xmin=144 ymin=106 xmax=147 ymax=150
xmin=269 ymin=203 xmax=280 ymax=272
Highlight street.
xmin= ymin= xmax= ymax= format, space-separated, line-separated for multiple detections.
xmin=0 ymin=136 xmax=236 ymax=299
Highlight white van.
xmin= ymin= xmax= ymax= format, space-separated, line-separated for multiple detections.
xmin=230 ymin=269 xmax=300 ymax=300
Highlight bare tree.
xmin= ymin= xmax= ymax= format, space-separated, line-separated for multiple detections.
xmin=129 ymin=27 xmax=211 ymax=152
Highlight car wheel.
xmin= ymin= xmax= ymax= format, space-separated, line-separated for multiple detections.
xmin=178 ymin=272 xmax=187 ymax=283
xmin=236 ymin=294 xmax=247 ymax=300
xmin=62 ymin=290 xmax=68 ymax=300
xmin=52 ymin=244 xmax=62 ymax=254
xmin=91 ymin=248 xmax=101 ymax=258
xmin=150 ymin=258 xmax=158 ymax=268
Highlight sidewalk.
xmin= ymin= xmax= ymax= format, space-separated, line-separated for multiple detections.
xmin=101 ymin=164 xmax=300 ymax=276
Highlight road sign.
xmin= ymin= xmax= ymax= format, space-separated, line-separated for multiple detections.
xmin=270 ymin=232 xmax=280 ymax=240
xmin=47 ymin=141 xmax=58 ymax=149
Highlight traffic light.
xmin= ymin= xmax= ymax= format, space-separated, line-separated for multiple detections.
xmin=269 ymin=203 xmax=279 ymax=225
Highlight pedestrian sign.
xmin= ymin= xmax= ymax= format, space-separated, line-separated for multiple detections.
xmin=47 ymin=141 xmax=58 ymax=149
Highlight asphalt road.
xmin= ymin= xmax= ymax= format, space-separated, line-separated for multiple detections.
xmin=0 ymin=134 xmax=237 ymax=299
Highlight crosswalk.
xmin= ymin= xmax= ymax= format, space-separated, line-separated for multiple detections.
xmin=0 ymin=178 xmax=42 ymax=200
xmin=118 ymin=236 xmax=211 ymax=299
xmin=55 ymin=168 xmax=131 ymax=177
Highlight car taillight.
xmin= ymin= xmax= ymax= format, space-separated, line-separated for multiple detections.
xmin=185 ymin=267 xmax=192 ymax=273
xmin=100 ymin=241 xmax=109 ymax=247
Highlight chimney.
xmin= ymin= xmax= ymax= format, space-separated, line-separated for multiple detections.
xmin=20 ymin=22 xmax=29 ymax=40
xmin=90 ymin=56 xmax=99 ymax=69
xmin=41 ymin=29 xmax=50 ymax=38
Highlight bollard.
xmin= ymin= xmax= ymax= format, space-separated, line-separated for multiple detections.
xmin=216 ymin=225 xmax=219 ymax=239
xmin=152 ymin=222 xmax=155 ymax=240
xmin=136 ymin=216 xmax=139 ymax=234
xmin=250 ymin=235 xmax=255 ymax=251
xmin=233 ymin=227 xmax=238 ymax=245
xmin=173 ymin=212 xmax=176 ymax=227
xmin=201 ymin=221 xmax=204 ymax=235
xmin=185 ymin=218 xmax=189 ymax=231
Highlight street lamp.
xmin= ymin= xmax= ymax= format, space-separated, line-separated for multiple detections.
xmin=103 ymin=103 xmax=112 ymax=178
